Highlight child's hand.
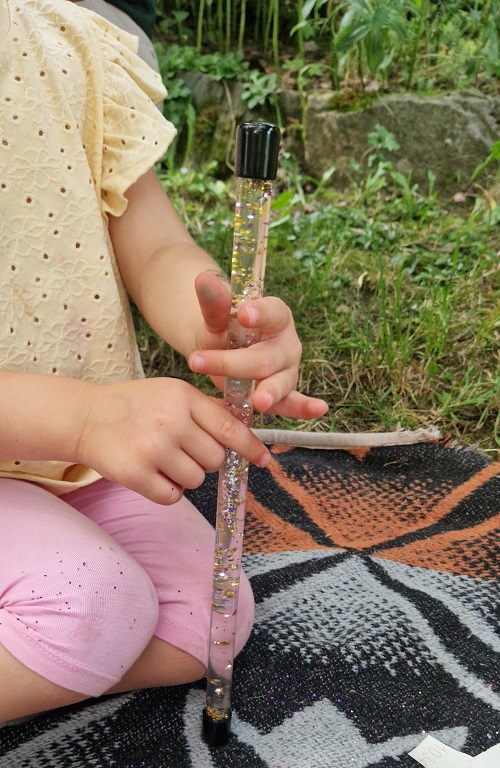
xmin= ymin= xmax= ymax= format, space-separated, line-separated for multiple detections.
xmin=77 ymin=377 xmax=271 ymax=505
xmin=188 ymin=271 xmax=329 ymax=420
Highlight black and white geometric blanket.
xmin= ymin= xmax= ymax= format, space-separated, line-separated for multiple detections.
xmin=1 ymin=433 xmax=499 ymax=767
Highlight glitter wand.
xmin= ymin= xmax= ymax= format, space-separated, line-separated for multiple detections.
xmin=202 ymin=122 xmax=280 ymax=746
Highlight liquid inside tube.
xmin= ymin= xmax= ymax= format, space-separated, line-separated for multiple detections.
xmin=205 ymin=178 xmax=272 ymax=722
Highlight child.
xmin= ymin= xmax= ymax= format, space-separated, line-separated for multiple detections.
xmin=0 ymin=0 xmax=328 ymax=723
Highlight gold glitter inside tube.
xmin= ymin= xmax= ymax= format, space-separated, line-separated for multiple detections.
xmin=202 ymin=122 xmax=279 ymax=747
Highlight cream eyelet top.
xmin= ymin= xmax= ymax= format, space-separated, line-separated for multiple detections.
xmin=0 ymin=0 xmax=176 ymax=492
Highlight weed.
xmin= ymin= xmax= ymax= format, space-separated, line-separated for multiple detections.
xmin=241 ymin=71 xmax=279 ymax=112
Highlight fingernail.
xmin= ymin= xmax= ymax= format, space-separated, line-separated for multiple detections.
xmin=246 ymin=306 xmax=258 ymax=325
xmin=258 ymin=451 xmax=271 ymax=468
xmin=260 ymin=393 xmax=273 ymax=411
xmin=190 ymin=354 xmax=205 ymax=372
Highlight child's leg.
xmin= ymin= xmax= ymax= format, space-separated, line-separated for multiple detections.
xmin=0 ymin=479 xmax=159 ymax=722
xmin=0 ymin=644 xmax=88 ymax=723
xmin=63 ymin=478 xmax=255 ymax=691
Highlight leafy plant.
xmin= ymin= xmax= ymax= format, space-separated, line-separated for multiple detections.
xmin=241 ymin=70 xmax=279 ymax=112
xmin=333 ymin=0 xmax=409 ymax=84
xmin=367 ymin=123 xmax=400 ymax=155
xmin=157 ymin=161 xmax=226 ymax=201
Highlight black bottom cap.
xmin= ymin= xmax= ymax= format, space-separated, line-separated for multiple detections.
xmin=202 ymin=707 xmax=232 ymax=746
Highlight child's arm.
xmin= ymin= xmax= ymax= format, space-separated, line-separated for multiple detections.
xmin=0 ymin=169 xmax=326 ymax=505
xmin=109 ymin=169 xmax=328 ymax=420
xmin=108 ymin=169 xmax=221 ymax=357
xmin=0 ymin=370 xmax=95 ymax=465
xmin=0 ymin=370 xmax=270 ymax=504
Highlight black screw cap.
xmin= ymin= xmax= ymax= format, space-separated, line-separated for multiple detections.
xmin=235 ymin=122 xmax=280 ymax=181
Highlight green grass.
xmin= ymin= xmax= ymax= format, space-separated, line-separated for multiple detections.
xmin=136 ymin=160 xmax=500 ymax=455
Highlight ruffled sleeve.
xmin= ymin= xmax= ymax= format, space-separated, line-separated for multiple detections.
xmin=85 ymin=11 xmax=177 ymax=217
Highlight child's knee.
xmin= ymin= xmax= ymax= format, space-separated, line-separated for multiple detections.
xmin=0 ymin=544 xmax=159 ymax=696
xmin=74 ymin=546 xmax=160 ymax=666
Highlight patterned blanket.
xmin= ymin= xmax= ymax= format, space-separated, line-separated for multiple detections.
xmin=1 ymin=433 xmax=499 ymax=767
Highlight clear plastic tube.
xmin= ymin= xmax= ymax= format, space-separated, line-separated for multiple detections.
xmin=204 ymin=176 xmax=272 ymax=729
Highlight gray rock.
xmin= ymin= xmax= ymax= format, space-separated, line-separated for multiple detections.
xmin=170 ymin=73 xmax=499 ymax=193
xmin=278 ymin=88 xmax=303 ymax=121
xmin=304 ymin=91 xmax=500 ymax=193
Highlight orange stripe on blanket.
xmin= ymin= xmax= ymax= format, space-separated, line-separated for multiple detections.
xmin=270 ymin=445 xmax=294 ymax=455
xmin=244 ymin=489 xmax=330 ymax=554
xmin=375 ymin=511 xmax=500 ymax=579
xmin=266 ymin=460 xmax=440 ymax=548
xmin=417 ymin=461 xmax=499 ymax=520
xmin=267 ymin=456 xmax=499 ymax=551
xmin=345 ymin=447 xmax=371 ymax=461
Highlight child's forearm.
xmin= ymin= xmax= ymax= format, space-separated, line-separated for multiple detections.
xmin=129 ymin=240 xmax=222 ymax=356
xmin=109 ymin=169 xmax=222 ymax=357
xmin=0 ymin=370 xmax=94 ymax=463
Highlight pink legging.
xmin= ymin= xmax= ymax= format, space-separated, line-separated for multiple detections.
xmin=0 ymin=478 xmax=254 ymax=697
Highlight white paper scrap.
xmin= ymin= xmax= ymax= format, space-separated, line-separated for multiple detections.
xmin=409 ymin=735 xmax=471 ymax=768
xmin=470 ymin=743 xmax=500 ymax=766
xmin=410 ymin=735 xmax=500 ymax=768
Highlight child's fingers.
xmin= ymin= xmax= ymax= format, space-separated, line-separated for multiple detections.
xmin=250 ymin=367 xmax=298 ymax=412
xmin=80 ymin=378 xmax=270 ymax=504
xmin=196 ymin=400 xmax=271 ymax=467
xmin=253 ymin=388 xmax=329 ymax=418
xmin=195 ymin=270 xmax=231 ymax=336
xmin=237 ymin=296 xmax=292 ymax=335
xmin=189 ymin=341 xmax=291 ymax=381
xmin=117 ymin=461 xmax=185 ymax=507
